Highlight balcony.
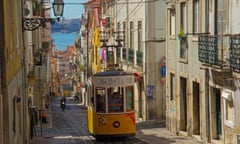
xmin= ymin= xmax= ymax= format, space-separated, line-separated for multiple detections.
xmin=198 ymin=34 xmax=229 ymax=69
xmin=229 ymin=35 xmax=240 ymax=72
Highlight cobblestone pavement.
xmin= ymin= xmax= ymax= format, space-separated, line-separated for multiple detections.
xmin=29 ymin=97 xmax=204 ymax=144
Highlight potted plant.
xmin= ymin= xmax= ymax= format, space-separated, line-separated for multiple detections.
xmin=178 ymin=28 xmax=186 ymax=40
xmin=34 ymin=1 xmax=41 ymax=16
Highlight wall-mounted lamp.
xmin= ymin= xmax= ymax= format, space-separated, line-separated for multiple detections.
xmin=23 ymin=0 xmax=64 ymax=31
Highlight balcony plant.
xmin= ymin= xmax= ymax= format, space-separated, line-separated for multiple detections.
xmin=34 ymin=1 xmax=41 ymax=16
xmin=178 ymin=28 xmax=186 ymax=40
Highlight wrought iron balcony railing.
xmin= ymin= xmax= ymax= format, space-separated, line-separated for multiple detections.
xmin=198 ymin=34 xmax=229 ymax=68
xmin=229 ymin=35 xmax=240 ymax=72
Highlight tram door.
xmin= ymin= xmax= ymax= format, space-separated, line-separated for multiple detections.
xmin=87 ymin=84 xmax=94 ymax=133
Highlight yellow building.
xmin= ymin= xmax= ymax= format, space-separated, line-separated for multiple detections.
xmin=0 ymin=0 xmax=26 ymax=144
xmin=92 ymin=27 xmax=101 ymax=73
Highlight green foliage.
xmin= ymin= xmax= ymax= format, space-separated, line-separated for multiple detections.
xmin=34 ymin=1 xmax=41 ymax=16
xmin=80 ymin=64 xmax=85 ymax=71
xmin=178 ymin=28 xmax=185 ymax=37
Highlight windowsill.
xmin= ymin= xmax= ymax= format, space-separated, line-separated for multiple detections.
xmin=192 ymin=36 xmax=199 ymax=42
xmin=179 ymin=58 xmax=188 ymax=64
xmin=224 ymin=120 xmax=234 ymax=129
xmin=169 ymin=35 xmax=176 ymax=40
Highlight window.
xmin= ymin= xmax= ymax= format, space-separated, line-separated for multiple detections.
xmin=123 ymin=22 xmax=126 ymax=46
xmin=179 ymin=2 xmax=188 ymax=60
xmin=130 ymin=21 xmax=134 ymax=49
xmin=96 ymin=88 xmax=106 ymax=113
xmin=137 ymin=21 xmax=142 ymax=51
xmin=108 ymin=87 xmax=124 ymax=113
xmin=169 ymin=8 xmax=176 ymax=36
xmin=126 ymin=86 xmax=134 ymax=111
xmin=222 ymin=91 xmax=234 ymax=128
xmin=193 ymin=0 xmax=199 ymax=33
xmin=215 ymin=0 xmax=228 ymax=35
xmin=170 ymin=73 xmax=175 ymax=101
xmin=117 ymin=22 xmax=120 ymax=30
xmin=180 ymin=38 xmax=188 ymax=59
xmin=180 ymin=2 xmax=187 ymax=32
xmin=225 ymin=101 xmax=233 ymax=121
xmin=205 ymin=0 xmax=209 ymax=33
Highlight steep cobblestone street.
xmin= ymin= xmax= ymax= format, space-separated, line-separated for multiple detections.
xmin=29 ymin=97 xmax=203 ymax=144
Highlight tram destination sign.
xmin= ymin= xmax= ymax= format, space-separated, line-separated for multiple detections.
xmin=93 ymin=75 xmax=135 ymax=87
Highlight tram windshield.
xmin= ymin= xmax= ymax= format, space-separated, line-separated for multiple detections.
xmin=94 ymin=86 xmax=134 ymax=113
xmin=108 ymin=87 xmax=124 ymax=113
xmin=96 ymin=88 xmax=106 ymax=113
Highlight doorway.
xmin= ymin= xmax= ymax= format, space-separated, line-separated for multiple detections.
xmin=192 ymin=82 xmax=200 ymax=135
xmin=210 ymin=88 xmax=222 ymax=140
xmin=179 ymin=77 xmax=187 ymax=131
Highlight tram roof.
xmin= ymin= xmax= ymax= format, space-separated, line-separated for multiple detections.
xmin=93 ymin=70 xmax=133 ymax=77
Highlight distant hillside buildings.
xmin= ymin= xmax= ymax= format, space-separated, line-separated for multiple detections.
xmin=51 ymin=18 xmax=81 ymax=33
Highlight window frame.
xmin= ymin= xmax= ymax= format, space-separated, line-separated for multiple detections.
xmin=170 ymin=73 xmax=175 ymax=101
xmin=130 ymin=21 xmax=134 ymax=49
xmin=126 ymin=86 xmax=134 ymax=112
xmin=169 ymin=7 xmax=176 ymax=38
xmin=137 ymin=21 xmax=142 ymax=51
xmin=123 ymin=22 xmax=126 ymax=46
xmin=95 ymin=87 xmax=106 ymax=113
xmin=193 ymin=0 xmax=199 ymax=34
xmin=180 ymin=2 xmax=187 ymax=33
xmin=107 ymin=87 xmax=124 ymax=113
xmin=222 ymin=91 xmax=234 ymax=128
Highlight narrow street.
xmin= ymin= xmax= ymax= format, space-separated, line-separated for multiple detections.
xmin=29 ymin=97 xmax=202 ymax=144
xmin=29 ymin=97 xmax=148 ymax=144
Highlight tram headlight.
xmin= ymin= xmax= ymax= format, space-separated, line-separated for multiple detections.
xmin=98 ymin=117 xmax=105 ymax=124
xmin=112 ymin=121 xmax=120 ymax=128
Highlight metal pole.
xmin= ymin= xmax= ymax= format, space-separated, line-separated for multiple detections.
xmin=38 ymin=66 xmax=42 ymax=136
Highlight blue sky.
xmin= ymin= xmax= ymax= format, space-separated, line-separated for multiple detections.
xmin=50 ymin=0 xmax=88 ymax=19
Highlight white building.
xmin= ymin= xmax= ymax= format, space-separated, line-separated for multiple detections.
xmin=113 ymin=0 xmax=166 ymax=121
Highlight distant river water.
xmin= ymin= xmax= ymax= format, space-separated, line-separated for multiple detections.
xmin=51 ymin=33 xmax=79 ymax=51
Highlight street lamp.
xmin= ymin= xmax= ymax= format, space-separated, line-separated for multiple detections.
xmin=52 ymin=0 xmax=64 ymax=17
xmin=23 ymin=0 xmax=64 ymax=31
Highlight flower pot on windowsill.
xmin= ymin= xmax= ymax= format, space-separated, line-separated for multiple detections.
xmin=178 ymin=35 xmax=186 ymax=41
xmin=178 ymin=28 xmax=186 ymax=40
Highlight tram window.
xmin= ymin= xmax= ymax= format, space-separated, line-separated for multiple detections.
xmin=96 ymin=88 xmax=106 ymax=113
xmin=108 ymin=87 xmax=124 ymax=112
xmin=126 ymin=86 xmax=134 ymax=111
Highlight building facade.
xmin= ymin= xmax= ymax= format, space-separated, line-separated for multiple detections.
xmin=81 ymin=0 xmax=167 ymax=122
xmin=166 ymin=0 xmax=207 ymax=141
xmin=0 ymin=0 xmax=25 ymax=143
xmin=166 ymin=0 xmax=240 ymax=144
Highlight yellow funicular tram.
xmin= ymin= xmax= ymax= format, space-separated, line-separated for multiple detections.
xmin=87 ymin=70 xmax=136 ymax=138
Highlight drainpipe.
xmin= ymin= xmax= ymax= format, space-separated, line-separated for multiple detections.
xmin=206 ymin=69 xmax=210 ymax=143
xmin=0 ymin=1 xmax=4 ymax=142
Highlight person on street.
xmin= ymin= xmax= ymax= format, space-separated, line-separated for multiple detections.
xmin=60 ymin=96 xmax=66 ymax=111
